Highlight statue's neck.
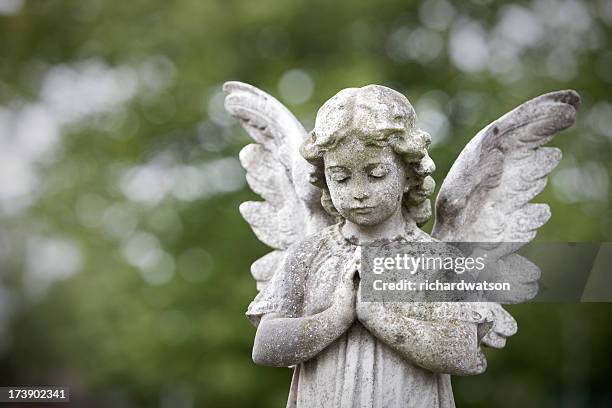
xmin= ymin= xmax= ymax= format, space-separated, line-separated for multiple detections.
xmin=340 ymin=206 xmax=417 ymax=244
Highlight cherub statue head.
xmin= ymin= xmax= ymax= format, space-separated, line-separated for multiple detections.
xmin=300 ymin=85 xmax=436 ymax=227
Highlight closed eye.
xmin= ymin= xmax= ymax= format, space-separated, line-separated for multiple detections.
xmin=327 ymin=166 xmax=351 ymax=183
xmin=331 ymin=174 xmax=350 ymax=182
xmin=368 ymin=165 xmax=388 ymax=178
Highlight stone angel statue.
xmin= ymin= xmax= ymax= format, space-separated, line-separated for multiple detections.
xmin=223 ymin=81 xmax=579 ymax=408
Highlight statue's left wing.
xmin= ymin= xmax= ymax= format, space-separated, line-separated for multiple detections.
xmin=431 ymin=90 xmax=580 ymax=347
xmin=224 ymin=81 xmax=332 ymax=291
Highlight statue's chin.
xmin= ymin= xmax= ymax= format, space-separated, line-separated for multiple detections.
xmin=343 ymin=212 xmax=390 ymax=227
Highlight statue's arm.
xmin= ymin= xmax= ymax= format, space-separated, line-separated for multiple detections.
xmin=252 ymin=253 xmax=360 ymax=367
xmin=357 ymin=302 xmax=486 ymax=376
xmin=252 ymin=307 xmax=352 ymax=367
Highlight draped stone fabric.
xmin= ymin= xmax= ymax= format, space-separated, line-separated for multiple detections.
xmin=248 ymin=224 xmax=457 ymax=408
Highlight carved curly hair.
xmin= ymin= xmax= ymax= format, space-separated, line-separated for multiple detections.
xmin=300 ymin=85 xmax=435 ymax=226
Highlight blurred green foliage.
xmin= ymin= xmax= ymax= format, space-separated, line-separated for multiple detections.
xmin=0 ymin=0 xmax=611 ymax=407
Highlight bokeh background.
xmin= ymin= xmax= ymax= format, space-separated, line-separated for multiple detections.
xmin=1 ymin=0 xmax=611 ymax=406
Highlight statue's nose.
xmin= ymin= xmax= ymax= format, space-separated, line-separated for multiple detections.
xmin=353 ymin=189 xmax=369 ymax=201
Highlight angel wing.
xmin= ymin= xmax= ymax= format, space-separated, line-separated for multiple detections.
xmin=223 ymin=81 xmax=333 ymax=291
xmin=431 ymin=89 xmax=580 ymax=348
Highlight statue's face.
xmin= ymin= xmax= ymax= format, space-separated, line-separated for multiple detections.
xmin=324 ymin=134 xmax=405 ymax=226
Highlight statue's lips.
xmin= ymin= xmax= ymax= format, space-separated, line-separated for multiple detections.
xmin=351 ymin=206 xmax=374 ymax=214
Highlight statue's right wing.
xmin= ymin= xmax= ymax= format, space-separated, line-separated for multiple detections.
xmin=224 ymin=81 xmax=332 ymax=291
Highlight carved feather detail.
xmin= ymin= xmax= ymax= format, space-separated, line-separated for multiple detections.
xmin=224 ymin=81 xmax=331 ymax=290
xmin=433 ymin=89 xmax=579 ymax=244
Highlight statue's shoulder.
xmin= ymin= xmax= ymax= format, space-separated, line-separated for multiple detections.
xmin=407 ymin=228 xmax=465 ymax=257
xmin=287 ymin=223 xmax=345 ymax=259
